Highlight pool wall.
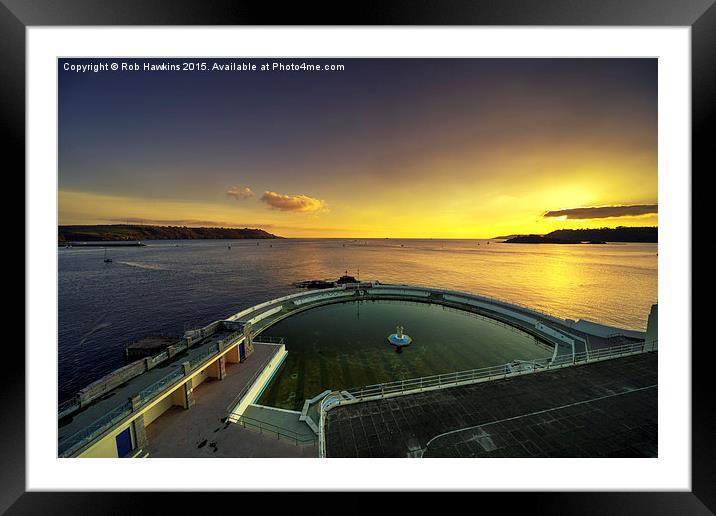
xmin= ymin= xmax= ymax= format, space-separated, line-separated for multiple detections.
xmin=224 ymin=283 xmax=645 ymax=351
xmin=227 ymin=344 xmax=287 ymax=419
xmin=223 ymin=282 xmax=648 ymax=425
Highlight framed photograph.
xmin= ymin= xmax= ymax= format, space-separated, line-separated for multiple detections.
xmin=8 ymin=0 xmax=711 ymax=513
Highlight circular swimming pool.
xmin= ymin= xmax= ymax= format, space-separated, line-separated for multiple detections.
xmin=256 ymin=299 xmax=552 ymax=410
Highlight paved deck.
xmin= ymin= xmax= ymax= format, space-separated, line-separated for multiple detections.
xmin=324 ymin=352 xmax=657 ymax=458
xmin=146 ymin=343 xmax=317 ymax=457
xmin=242 ymin=404 xmax=315 ymax=441
xmin=59 ymin=284 xmax=645 ymax=457
xmin=59 ymin=326 xmax=241 ymax=444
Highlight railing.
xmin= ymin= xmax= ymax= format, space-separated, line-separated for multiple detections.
xmin=604 ymin=331 xmax=645 ymax=340
xmin=222 ymin=330 xmax=244 ymax=347
xmin=58 ymin=397 xmax=80 ymax=418
xmin=226 ymin=286 xmax=348 ymax=322
xmin=512 ymin=357 xmax=551 ymax=370
xmin=189 ymin=343 xmax=220 ymax=369
xmin=318 ymin=392 xmax=347 ymax=456
xmin=378 ymin=283 xmax=567 ymax=322
xmin=342 ymin=340 xmax=648 ymax=402
xmin=186 ymin=330 xmax=243 ymax=370
xmin=141 ymin=331 xmax=246 ymax=403
xmin=293 ymin=290 xmax=354 ymax=305
xmin=152 ymin=350 xmax=170 ymax=363
xmin=320 ymin=392 xmax=344 ymax=413
xmin=579 ymin=340 xmax=654 ymax=359
xmin=224 ymin=282 xmax=566 ymax=340
xmin=58 ymin=400 xmax=133 ymax=457
xmin=138 ymin=368 xmax=185 ymax=402
xmin=230 ymin=413 xmax=317 ymax=447
xmin=140 ymin=331 xmax=245 ymax=405
xmin=224 ymin=344 xmax=284 ymax=415
xmin=315 ymin=340 xmax=651 ymax=457
xmin=421 ymin=301 xmax=556 ymax=351
xmin=58 ymin=330 xmax=247 ymax=456
xmin=252 ymin=335 xmax=285 ymax=345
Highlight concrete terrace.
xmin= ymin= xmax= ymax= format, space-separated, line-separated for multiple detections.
xmin=58 ymin=326 xmax=240 ymax=445
xmin=61 ymin=283 xmax=638 ymax=445
xmin=146 ymin=343 xmax=316 ymax=457
xmin=59 ymin=282 xmax=653 ymax=458
xmin=323 ymin=352 xmax=657 ymax=458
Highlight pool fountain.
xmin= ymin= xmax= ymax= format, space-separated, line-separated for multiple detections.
xmin=388 ymin=325 xmax=412 ymax=349
xmin=257 ymin=299 xmax=554 ymax=410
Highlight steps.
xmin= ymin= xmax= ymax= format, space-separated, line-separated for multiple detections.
xmin=233 ymin=404 xmax=316 ymax=447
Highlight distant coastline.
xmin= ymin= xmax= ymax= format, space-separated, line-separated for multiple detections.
xmin=503 ymin=235 xmax=580 ymax=244
xmin=58 ymin=224 xmax=281 ymax=242
xmin=498 ymin=227 xmax=657 ymax=244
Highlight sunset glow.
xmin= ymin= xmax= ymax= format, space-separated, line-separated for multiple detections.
xmin=59 ymin=58 xmax=657 ymax=238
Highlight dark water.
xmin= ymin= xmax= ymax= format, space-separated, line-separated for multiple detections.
xmin=257 ymin=300 xmax=550 ymax=410
xmin=58 ymin=238 xmax=657 ymax=402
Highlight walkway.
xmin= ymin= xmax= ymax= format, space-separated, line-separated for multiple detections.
xmin=59 ymin=327 xmax=240 ymax=445
xmin=324 ymin=352 xmax=657 ymax=458
xmin=145 ymin=343 xmax=317 ymax=457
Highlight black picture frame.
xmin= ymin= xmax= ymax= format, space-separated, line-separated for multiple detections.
xmin=5 ymin=0 xmax=710 ymax=513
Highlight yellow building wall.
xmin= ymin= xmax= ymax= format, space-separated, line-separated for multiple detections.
xmin=171 ymin=386 xmax=186 ymax=408
xmin=143 ymin=392 xmax=175 ymax=426
xmin=80 ymin=422 xmax=134 ymax=458
xmin=191 ymin=369 xmax=209 ymax=389
xmin=76 ymin=342 xmax=240 ymax=458
xmin=226 ymin=344 xmax=241 ymax=363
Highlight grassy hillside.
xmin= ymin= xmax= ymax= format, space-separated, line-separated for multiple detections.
xmin=58 ymin=224 xmax=281 ymax=242
xmin=546 ymin=227 xmax=657 ymax=243
xmin=502 ymin=226 xmax=657 ymax=243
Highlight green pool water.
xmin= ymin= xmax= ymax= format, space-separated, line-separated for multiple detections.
xmin=256 ymin=299 xmax=552 ymax=411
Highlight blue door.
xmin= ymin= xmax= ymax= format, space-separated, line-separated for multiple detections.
xmin=115 ymin=427 xmax=132 ymax=457
xmin=239 ymin=343 xmax=246 ymax=362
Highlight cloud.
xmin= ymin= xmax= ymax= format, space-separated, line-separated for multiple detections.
xmin=260 ymin=191 xmax=327 ymax=213
xmin=226 ymin=186 xmax=254 ymax=200
xmin=543 ymin=204 xmax=658 ymax=220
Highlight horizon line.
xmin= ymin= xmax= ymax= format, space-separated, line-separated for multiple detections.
xmin=57 ymin=223 xmax=659 ymax=241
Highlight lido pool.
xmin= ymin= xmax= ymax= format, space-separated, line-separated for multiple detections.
xmin=257 ymin=299 xmax=552 ymax=411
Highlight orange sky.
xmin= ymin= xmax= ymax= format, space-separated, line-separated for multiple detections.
xmin=59 ymin=58 xmax=657 ymax=238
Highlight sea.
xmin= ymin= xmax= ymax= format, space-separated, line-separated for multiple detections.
xmin=58 ymin=238 xmax=658 ymax=402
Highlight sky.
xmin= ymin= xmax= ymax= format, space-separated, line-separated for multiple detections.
xmin=58 ymin=58 xmax=657 ymax=238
